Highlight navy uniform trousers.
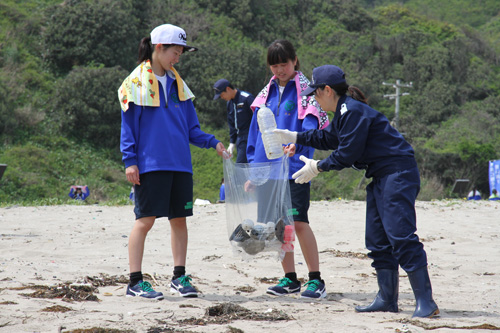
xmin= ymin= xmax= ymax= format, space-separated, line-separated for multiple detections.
xmin=235 ymin=137 xmax=248 ymax=163
xmin=365 ymin=166 xmax=427 ymax=273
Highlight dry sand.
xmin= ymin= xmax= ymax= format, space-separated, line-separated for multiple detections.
xmin=0 ymin=200 xmax=499 ymax=332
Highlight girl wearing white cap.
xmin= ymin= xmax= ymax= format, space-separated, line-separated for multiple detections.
xmin=118 ymin=24 xmax=226 ymax=299
xmin=274 ymin=65 xmax=439 ymax=318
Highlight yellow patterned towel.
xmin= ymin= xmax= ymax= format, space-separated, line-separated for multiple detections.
xmin=118 ymin=60 xmax=195 ymax=112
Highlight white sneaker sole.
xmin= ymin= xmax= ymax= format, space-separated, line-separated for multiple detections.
xmin=126 ymin=293 xmax=164 ymax=300
xmin=266 ymin=289 xmax=301 ymax=296
xmin=170 ymin=287 xmax=198 ymax=298
xmin=300 ymin=289 xmax=327 ymax=299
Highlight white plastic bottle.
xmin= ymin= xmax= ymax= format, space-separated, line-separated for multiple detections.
xmin=257 ymin=104 xmax=284 ymax=160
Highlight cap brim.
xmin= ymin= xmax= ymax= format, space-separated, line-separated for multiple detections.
xmin=300 ymin=86 xmax=317 ymax=97
xmin=183 ymin=45 xmax=198 ymax=52
xmin=213 ymin=93 xmax=221 ymax=100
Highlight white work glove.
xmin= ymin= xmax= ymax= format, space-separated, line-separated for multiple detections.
xmin=273 ymin=129 xmax=297 ymax=144
xmin=227 ymin=143 xmax=235 ymax=155
xmin=292 ymin=155 xmax=320 ymax=184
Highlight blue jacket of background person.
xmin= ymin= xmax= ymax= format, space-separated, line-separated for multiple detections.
xmin=219 ymin=183 xmax=225 ymax=201
xmin=227 ymin=90 xmax=254 ymax=145
xmin=467 ymin=190 xmax=482 ymax=200
xmin=68 ymin=186 xmax=89 ymax=200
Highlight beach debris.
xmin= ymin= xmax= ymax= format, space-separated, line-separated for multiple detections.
xmin=41 ymin=305 xmax=72 ymax=313
xmin=420 ymin=236 xmax=443 ymax=242
xmin=225 ymin=264 xmax=249 ymax=277
xmin=397 ymin=319 xmax=500 ymax=331
xmin=258 ymin=276 xmax=305 ymax=285
xmin=82 ymin=274 xmax=128 ymax=287
xmin=202 ymin=255 xmax=222 ymax=262
xmin=64 ymin=328 xmax=135 ymax=333
xmin=234 ymin=285 xmax=256 ymax=293
xmin=395 ymin=324 xmax=410 ymax=332
xmin=206 ymin=303 xmax=292 ymax=321
xmin=19 ymin=283 xmax=99 ymax=302
xmin=12 ymin=274 xmax=130 ymax=302
xmin=320 ymin=248 xmax=368 ymax=259
xmin=146 ymin=326 xmax=192 ymax=333
xmin=0 ymin=322 xmax=11 ymax=328
xmin=176 ymin=302 xmax=293 ymax=326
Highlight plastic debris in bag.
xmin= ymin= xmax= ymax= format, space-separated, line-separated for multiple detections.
xmin=223 ymin=155 xmax=295 ymax=260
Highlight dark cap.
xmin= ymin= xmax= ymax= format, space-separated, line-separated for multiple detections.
xmin=213 ymin=79 xmax=231 ymax=100
xmin=300 ymin=65 xmax=346 ymax=96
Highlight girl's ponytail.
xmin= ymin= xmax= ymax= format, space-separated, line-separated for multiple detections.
xmin=137 ymin=37 xmax=153 ymax=63
xmin=330 ymin=83 xmax=368 ymax=105
xmin=348 ymin=86 xmax=368 ymax=104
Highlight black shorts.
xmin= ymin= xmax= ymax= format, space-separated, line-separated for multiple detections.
xmin=289 ymin=180 xmax=310 ymax=223
xmin=134 ymin=171 xmax=193 ymax=220
xmin=255 ymin=179 xmax=310 ymax=223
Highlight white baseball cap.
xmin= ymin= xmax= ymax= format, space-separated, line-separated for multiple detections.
xmin=150 ymin=24 xmax=198 ymax=52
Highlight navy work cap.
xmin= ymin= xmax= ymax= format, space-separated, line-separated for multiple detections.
xmin=213 ymin=79 xmax=231 ymax=100
xmin=300 ymin=65 xmax=346 ymax=96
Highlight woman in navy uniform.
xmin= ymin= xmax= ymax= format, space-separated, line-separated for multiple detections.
xmin=275 ymin=65 xmax=439 ymax=318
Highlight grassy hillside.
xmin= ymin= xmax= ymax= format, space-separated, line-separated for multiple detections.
xmin=1 ymin=0 xmax=500 ymax=205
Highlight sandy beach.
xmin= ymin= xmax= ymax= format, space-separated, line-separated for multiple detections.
xmin=0 ymin=200 xmax=499 ymax=332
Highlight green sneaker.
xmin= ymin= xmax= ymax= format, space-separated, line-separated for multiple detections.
xmin=126 ymin=280 xmax=164 ymax=300
xmin=170 ymin=275 xmax=198 ymax=298
xmin=266 ymin=277 xmax=301 ymax=296
xmin=300 ymin=279 xmax=327 ymax=299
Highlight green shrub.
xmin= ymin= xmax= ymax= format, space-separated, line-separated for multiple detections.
xmin=48 ymin=66 xmax=128 ymax=150
xmin=42 ymin=0 xmax=142 ymax=74
xmin=0 ymin=136 xmax=130 ymax=204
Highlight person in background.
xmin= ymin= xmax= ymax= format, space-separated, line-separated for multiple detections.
xmin=467 ymin=188 xmax=482 ymax=200
xmin=213 ymin=79 xmax=255 ymax=163
xmin=218 ymin=178 xmax=225 ymax=203
xmin=247 ymin=39 xmax=329 ymax=299
xmin=118 ymin=23 xmax=226 ymax=300
xmin=274 ymin=64 xmax=439 ymax=318
xmin=68 ymin=185 xmax=89 ymax=200
xmin=488 ymin=189 xmax=499 ymax=200
xmin=129 ymin=186 xmax=135 ymax=201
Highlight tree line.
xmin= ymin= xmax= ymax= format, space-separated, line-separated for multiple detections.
xmin=1 ymin=0 xmax=499 ymax=202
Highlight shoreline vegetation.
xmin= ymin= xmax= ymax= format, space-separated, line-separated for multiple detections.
xmin=2 ymin=0 xmax=500 ymax=204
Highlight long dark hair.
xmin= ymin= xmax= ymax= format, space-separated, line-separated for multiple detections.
xmin=137 ymin=37 xmax=153 ymax=63
xmin=267 ymin=39 xmax=300 ymax=70
xmin=329 ymin=82 xmax=368 ymax=105
xmin=137 ymin=37 xmax=178 ymax=64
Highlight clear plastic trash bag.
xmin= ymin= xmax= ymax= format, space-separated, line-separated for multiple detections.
xmin=223 ymin=155 xmax=295 ymax=261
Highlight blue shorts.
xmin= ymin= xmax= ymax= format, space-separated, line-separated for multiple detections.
xmin=134 ymin=171 xmax=193 ymax=220
xmin=289 ymin=180 xmax=310 ymax=223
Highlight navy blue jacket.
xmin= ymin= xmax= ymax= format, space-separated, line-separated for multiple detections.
xmin=296 ymin=95 xmax=416 ymax=178
xmin=227 ymin=90 xmax=255 ymax=144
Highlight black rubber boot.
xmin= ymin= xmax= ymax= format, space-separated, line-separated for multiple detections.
xmin=407 ymin=266 xmax=439 ymax=318
xmin=355 ymin=269 xmax=399 ymax=313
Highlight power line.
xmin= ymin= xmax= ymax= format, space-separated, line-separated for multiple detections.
xmin=382 ymin=80 xmax=412 ymax=131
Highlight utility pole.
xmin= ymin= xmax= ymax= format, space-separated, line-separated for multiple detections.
xmin=382 ymin=79 xmax=412 ymax=131
xmin=359 ymin=79 xmax=413 ymax=191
